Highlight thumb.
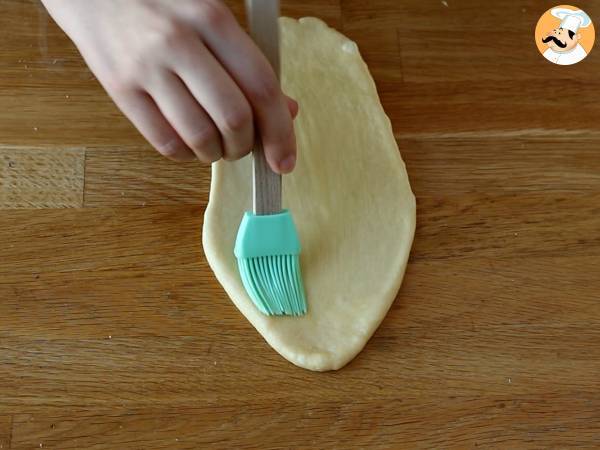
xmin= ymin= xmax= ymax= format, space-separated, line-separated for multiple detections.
xmin=262 ymin=94 xmax=298 ymax=174
xmin=285 ymin=95 xmax=299 ymax=119
xmin=258 ymin=94 xmax=299 ymax=175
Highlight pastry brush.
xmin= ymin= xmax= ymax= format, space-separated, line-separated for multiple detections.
xmin=234 ymin=0 xmax=307 ymax=316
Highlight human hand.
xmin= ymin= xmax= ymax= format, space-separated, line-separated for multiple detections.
xmin=42 ymin=0 xmax=299 ymax=173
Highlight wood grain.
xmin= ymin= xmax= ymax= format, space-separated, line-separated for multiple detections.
xmin=2 ymin=326 xmax=600 ymax=407
xmin=0 ymin=207 xmax=203 ymax=274
xmin=2 ymin=0 xmax=600 ymax=448
xmin=1 ymin=256 xmax=599 ymax=340
xmin=383 ymin=79 xmax=600 ymax=135
xmin=342 ymin=0 xmax=600 ymax=82
xmin=83 ymin=136 xmax=600 ymax=209
xmin=8 ymin=397 xmax=600 ymax=449
xmin=83 ymin=147 xmax=210 ymax=207
xmin=414 ymin=192 xmax=600 ymax=260
xmin=0 ymin=146 xmax=84 ymax=208
xmin=0 ymin=417 xmax=10 ymax=450
xmin=401 ymin=136 xmax=600 ymax=195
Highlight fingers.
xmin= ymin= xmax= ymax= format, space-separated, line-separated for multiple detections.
xmin=183 ymin=2 xmax=298 ymax=173
xmin=169 ymin=30 xmax=254 ymax=162
xmin=145 ymin=69 xmax=223 ymax=163
xmin=285 ymin=95 xmax=299 ymax=119
xmin=92 ymin=1 xmax=300 ymax=169
xmin=109 ymin=88 xmax=196 ymax=162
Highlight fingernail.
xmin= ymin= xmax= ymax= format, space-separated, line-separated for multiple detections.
xmin=278 ymin=154 xmax=296 ymax=173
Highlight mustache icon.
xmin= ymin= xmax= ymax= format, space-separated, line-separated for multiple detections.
xmin=542 ymin=35 xmax=567 ymax=48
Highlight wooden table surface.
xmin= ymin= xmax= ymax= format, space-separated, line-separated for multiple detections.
xmin=2 ymin=0 xmax=600 ymax=448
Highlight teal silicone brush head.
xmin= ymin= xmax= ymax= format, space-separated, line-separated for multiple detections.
xmin=234 ymin=210 xmax=307 ymax=316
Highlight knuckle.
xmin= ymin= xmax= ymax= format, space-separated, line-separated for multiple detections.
xmin=156 ymin=140 xmax=189 ymax=161
xmin=101 ymin=67 xmax=140 ymax=94
xmin=221 ymin=106 xmax=252 ymax=134
xmin=197 ymin=151 xmax=221 ymax=165
xmin=189 ymin=127 xmax=219 ymax=152
xmin=248 ymin=77 xmax=280 ymax=105
xmin=102 ymin=76 xmax=130 ymax=95
xmin=195 ymin=0 xmax=233 ymax=27
xmin=223 ymin=139 xmax=252 ymax=161
xmin=223 ymin=150 xmax=249 ymax=161
xmin=159 ymin=23 xmax=192 ymax=51
xmin=116 ymin=63 xmax=153 ymax=91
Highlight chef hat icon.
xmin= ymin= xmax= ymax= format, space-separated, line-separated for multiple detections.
xmin=551 ymin=8 xmax=592 ymax=33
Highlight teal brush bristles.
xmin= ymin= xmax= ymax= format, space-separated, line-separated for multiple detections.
xmin=234 ymin=210 xmax=307 ymax=316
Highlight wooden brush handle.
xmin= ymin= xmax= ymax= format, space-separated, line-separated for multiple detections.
xmin=245 ymin=0 xmax=281 ymax=215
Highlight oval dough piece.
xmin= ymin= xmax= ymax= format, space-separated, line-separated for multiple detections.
xmin=203 ymin=17 xmax=416 ymax=371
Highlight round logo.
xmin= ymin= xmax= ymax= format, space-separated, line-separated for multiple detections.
xmin=535 ymin=5 xmax=595 ymax=65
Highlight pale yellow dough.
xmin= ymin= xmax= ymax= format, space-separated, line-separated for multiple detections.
xmin=202 ymin=17 xmax=416 ymax=371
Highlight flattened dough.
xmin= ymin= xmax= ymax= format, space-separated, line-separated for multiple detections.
xmin=202 ymin=17 xmax=416 ymax=371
